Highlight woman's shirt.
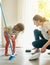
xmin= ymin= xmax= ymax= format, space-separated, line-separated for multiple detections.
xmin=41 ymin=21 xmax=50 ymax=40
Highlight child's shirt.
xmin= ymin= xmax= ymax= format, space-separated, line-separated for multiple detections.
xmin=4 ymin=27 xmax=19 ymax=38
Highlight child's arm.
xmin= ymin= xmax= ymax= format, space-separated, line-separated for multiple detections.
xmin=4 ymin=27 xmax=10 ymax=33
xmin=4 ymin=27 xmax=17 ymax=40
xmin=10 ymin=34 xmax=17 ymax=40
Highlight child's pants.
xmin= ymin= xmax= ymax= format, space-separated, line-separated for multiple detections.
xmin=32 ymin=29 xmax=50 ymax=49
xmin=4 ymin=33 xmax=16 ymax=54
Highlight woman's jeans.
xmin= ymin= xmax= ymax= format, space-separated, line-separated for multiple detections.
xmin=32 ymin=29 xmax=50 ymax=49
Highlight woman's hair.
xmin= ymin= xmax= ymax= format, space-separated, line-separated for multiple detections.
xmin=33 ymin=15 xmax=48 ymax=22
xmin=13 ymin=23 xmax=24 ymax=31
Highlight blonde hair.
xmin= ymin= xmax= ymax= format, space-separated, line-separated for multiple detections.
xmin=33 ymin=15 xmax=48 ymax=22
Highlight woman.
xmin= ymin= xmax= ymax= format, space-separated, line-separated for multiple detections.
xmin=29 ymin=15 xmax=50 ymax=60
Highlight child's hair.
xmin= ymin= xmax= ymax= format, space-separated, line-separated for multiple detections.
xmin=33 ymin=15 xmax=48 ymax=22
xmin=13 ymin=23 xmax=24 ymax=32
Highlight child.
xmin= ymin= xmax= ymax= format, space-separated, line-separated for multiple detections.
xmin=4 ymin=23 xmax=24 ymax=56
xmin=29 ymin=15 xmax=50 ymax=60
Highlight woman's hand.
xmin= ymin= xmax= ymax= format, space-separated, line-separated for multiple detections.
xmin=41 ymin=40 xmax=50 ymax=53
xmin=41 ymin=46 xmax=46 ymax=53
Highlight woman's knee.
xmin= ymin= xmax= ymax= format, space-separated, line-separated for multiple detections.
xmin=34 ymin=29 xmax=40 ymax=35
xmin=32 ymin=41 xmax=37 ymax=48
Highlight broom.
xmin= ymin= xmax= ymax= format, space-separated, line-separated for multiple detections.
xmin=0 ymin=3 xmax=15 ymax=60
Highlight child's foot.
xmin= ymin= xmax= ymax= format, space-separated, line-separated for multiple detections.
xmin=5 ymin=53 xmax=10 ymax=56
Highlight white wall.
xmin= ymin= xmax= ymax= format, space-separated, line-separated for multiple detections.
xmin=2 ymin=0 xmax=38 ymax=49
xmin=2 ymin=0 xmax=19 ymax=47
xmin=2 ymin=0 xmax=18 ymax=26
xmin=0 ymin=0 xmax=2 ymax=47
xmin=0 ymin=9 xmax=1 ymax=45
xmin=16 ymin=0 xmax=38 ymax=49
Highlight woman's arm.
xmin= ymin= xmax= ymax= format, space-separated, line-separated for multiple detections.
xmin=41 ymin=29 xmax=50 ymax=53
xmin=43 ymin=39 xmax=50 ymax=48
xmin=43 ymin=29 xmax=50 ymax=48
xmin=41 ymin=40 xmax=50 ymax=53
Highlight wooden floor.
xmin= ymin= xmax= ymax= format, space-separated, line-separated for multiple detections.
xmin=0 ymin=48 xmax=50 ymax=65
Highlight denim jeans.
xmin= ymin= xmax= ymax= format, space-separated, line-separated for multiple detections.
xmin=32 ymin=29 xmax=50 ymax=49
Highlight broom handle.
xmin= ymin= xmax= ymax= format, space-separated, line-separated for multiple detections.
xmin=0 ymin=3 xmax=14 ymax=54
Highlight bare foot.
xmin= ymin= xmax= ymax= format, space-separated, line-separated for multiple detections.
xmin=5 ymin=53 xmax=10 ymax=56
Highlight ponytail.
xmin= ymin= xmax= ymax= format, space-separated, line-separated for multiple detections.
xmin=33 ymin=15 xmax=48 ymax=22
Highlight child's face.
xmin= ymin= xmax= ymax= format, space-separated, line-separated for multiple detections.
xmin=33 ymin=20 xmax=41 ymax=26
xmin=21 ymin=30 xmax=24 ymax=33
xmin=18 ymin=30 xmax=24 ymax=34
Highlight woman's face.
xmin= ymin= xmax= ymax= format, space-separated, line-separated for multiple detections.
xmin=33 ymin=20 xmax=41 ymax=26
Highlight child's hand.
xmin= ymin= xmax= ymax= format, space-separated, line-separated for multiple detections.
xmin=4 ymin=27 xmax=10 ymax=33
xmin=41 ymin=46 xmax=46 ymax=53
xmin=10 ymin=34 xmax=16 ymax=40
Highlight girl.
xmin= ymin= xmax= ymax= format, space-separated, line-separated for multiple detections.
xmin=4 ymin=23 xmax=24 ymax=56
xmin=29 ymin=15 xmax=50 ymax=60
